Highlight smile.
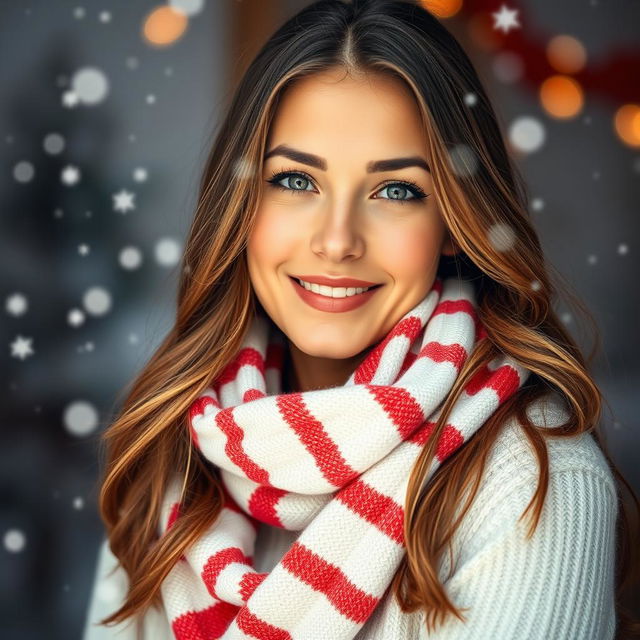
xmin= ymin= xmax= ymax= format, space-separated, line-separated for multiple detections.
xmin=289 ymin=276 xmax=383 ymax=313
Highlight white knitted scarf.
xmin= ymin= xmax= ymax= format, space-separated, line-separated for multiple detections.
xmin=157 ymin=275 xmax=530 ymax=639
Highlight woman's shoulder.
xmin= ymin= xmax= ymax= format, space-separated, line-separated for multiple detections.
xmin=445 ymin=389 xmax=619 ymax=570
xmin=426 ymin=392 xmax=619 ymax=638
xmin=481 ymin=390 xmax=617 ymax=491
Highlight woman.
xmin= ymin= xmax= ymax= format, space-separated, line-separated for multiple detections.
xmin=84 ymin=1 xmax=639 ymax=638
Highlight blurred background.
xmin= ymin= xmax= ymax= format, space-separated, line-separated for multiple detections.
xmin=1 ymin=0 xmax=639 ymax=638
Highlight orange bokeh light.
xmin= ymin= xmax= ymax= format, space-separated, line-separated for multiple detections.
xmin=420 ymin=0 xmax=463 ymax=19
xmin=539 ymin=75 xmax=584 ymax=119
xmin=546 ymin=35 xmax=587 ymax=74
xmin=614 ymin=104 xmax=640 ymax=148
xmin=142 ymin=6 xmax=188 ymax=47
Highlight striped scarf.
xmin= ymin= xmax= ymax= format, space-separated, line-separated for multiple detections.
xmin=158 ymin=275 xmax=530 ymax=639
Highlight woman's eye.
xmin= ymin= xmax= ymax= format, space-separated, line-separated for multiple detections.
xmin=266 ymin=170 xmax=428 ymax=205
xmin=267 ymin=171 xmax=315 ymax=195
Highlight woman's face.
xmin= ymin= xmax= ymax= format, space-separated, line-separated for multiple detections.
xmin=247 ymin=67 xmax=455 ymax=384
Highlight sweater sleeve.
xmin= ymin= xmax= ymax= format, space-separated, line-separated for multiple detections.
xmin=421 ymin=467 xmax=618 ymax=640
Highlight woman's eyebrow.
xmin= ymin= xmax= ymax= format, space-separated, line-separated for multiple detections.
xmin=263 ymin=144 xmax=430 ymax=173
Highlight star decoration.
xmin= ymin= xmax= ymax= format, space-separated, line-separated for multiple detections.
xmin=492 ymin=4 xmax=520 ymax=34
xmin=11 ymin=335 xmax=34 ymax=360
xmin=112 ymin=189 xmax=136 ymax=214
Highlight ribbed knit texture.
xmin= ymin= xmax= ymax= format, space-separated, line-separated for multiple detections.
xmin=83 ymin=394 xmax=618 ymax=639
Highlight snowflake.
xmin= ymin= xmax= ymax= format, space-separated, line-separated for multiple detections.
xmin=112 ymin=189 xmax=136 ymax=213
xmin=10 ymin=335 xmax=34 ymax=360
xmin=492 ymin=5 xmax=520 ymax=34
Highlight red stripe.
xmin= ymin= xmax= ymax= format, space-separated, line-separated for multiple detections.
xmin=239 ymin=571 xmax=268 ymax=601
xmin=216 ymin=409 xmax=271 ymax=485
xmin=421 ymin=341 xmax=467 ymax=371
xmin=281 ymin=542 xmax=379 ymax=623
xmin=354 ymin=315 xmax=423 ymax=384
xmin=465 ymin=362 xmax=521 ymax=402
xmin=235 ymin=606 xmax=292 ymax=639
xmin=171 ymin=601 xmax=239 ymax=640
xmin=201 ymin=547 xmax=252 ymax=600
xmin=410 ymin=421 xmax=465 ymax=461
xmin=364 ymin=383 xmax=425 ymax=440
xmin=275 ymin=393 xmax=358 ymax=487
xmin=336 ymin=479 xmax=404 ymax=545
xmin=248 ymin=485 xmax=286 ymax=527
xmin=217 ymin=346 xmax=265 ymax=385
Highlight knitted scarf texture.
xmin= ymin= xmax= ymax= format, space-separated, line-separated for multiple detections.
xmin=157 ymin=275 xmax=531 ymax=639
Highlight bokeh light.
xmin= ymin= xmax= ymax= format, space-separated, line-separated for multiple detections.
xmin=539 ymin=75 xmax=584 ymax=119
xmin=546 ymin=35 xmax=587 ymax=74
xmin=614 ymin=104 xmax=640 ymax=148
xmin=142 ymin=6 xmax=188 ymax=47
xmin=419 ymin=0 xmax=463 ymax=19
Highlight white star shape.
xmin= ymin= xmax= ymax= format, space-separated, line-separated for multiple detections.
xmin=11 ymin=335 xmax=34 ymax=360
xmin=62 ymin=90 xmax=80 ymax=108
xmin=112 ymin=189 xmax=136 ymax=213
xmin=61 ymin=165 xmax=81 ymax=186
xmin=492 ymin=4 xmax=520 ymax=33
xmin=5 ymin=293 xmax=28 ymax=317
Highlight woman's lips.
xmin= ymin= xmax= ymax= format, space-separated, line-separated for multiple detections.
xmin=289 ymin=276 xmax=383 ymax=313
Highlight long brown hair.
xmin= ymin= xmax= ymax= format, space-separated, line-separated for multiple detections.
xmin=96 ymin=0 xmax=640 ymax=636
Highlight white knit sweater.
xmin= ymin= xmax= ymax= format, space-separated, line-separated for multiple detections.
xmin=83 ymin=394 xmax=618 ymax=639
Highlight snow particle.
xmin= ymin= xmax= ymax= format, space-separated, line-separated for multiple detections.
xmin=4 ymin=529 xmax=26 ymax=553
xmin=43 ymin=133 xmax=65 ymax=155
xmin=119 ymin=246 xmax=143 ymax=270
xmin=71 ymin=67 xmax=109 ymax=105
xmin=155 ymin=238 xmax=182 ymax=267
xmin=233 ymin=157 xmax=255 ymax=181
xmin=531 ymin=197 xmax=545 ymax=211
xmin=509 ymin=116 xmax=545 ymax=153
xmin=133 ymin=167 xmax=148 ymax=182
xmin=82 ymin=286 xmax=112 ymax=316
xmin=487 ymin=223 xmax=516 ymax=252
xmin=447 ymin=143 xmax=478 ymax=178
xmin=10 ymin=335 xmax=34 ymax=360
xmin=5 ymin=293 xmax=28 ymax=317
xmin=61 ymin=164 xmax=81 ymax=186
xmin=587 ymin=254 xmax=598 ymax=265
xmin=13 ymin=161 xmax=35 ymax=183
xmin=112 ymin=189 xmax=136 ymax=214
xmin=617 ymin=243 xmax=629 ymax=255
xmin=530 ymin=279 xmax=541 ymax=291
xmin=72 ymin=496 xmax=85 ymax=510
xmin=63 ymin=400 xmax=99 ymax=437
xmin=68 ymin=308 xmax=85 ymax=327
xmin=170 ymin=0 xmax=205 ymax=16
xmin=463 ymin=92 xmax=477 ymax=107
